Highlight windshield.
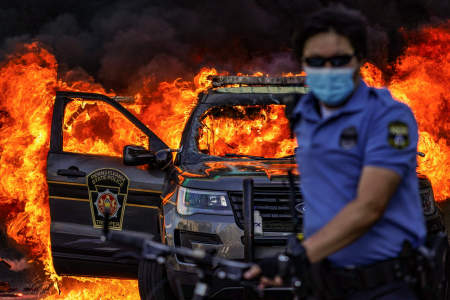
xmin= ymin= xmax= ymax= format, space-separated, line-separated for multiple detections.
xmin=197 ymin=104 xmax=296 ymax=158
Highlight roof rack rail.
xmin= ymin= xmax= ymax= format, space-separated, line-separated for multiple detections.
xmin=208 ymin=75 xmax=305 ymax=88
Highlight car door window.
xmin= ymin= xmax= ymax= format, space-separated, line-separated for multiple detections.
xmin=63 ymin=100 xmax=148 ymax=157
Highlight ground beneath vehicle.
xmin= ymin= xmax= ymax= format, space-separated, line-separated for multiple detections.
xmin=47 ymin=77 xmax=447 ymax=299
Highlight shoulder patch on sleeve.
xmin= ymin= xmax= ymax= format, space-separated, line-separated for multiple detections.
xmin=388 ymin=121 xmax=410 ymax=149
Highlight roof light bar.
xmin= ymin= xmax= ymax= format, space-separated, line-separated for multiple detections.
xmin=111 ymin=96 xmax=135 ymax=103
xmin=208 ymin=75 xmax=305 ymax=87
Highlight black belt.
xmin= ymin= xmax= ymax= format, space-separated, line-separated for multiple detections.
xmin=312 ymin=258 xmax=411 ymax=297
xmin=330 ymin=259 xmax=405 ymax=290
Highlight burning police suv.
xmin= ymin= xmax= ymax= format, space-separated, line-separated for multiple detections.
xmin=47 ymin=76 xmax=445 ymax=299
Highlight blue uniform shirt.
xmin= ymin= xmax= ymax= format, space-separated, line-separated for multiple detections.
xmin=293 ymin=80 xmax=426 ymax=267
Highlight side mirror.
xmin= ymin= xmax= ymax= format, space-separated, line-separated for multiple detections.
xmin=123 ymin=145 xmax=174 ymax=170
xmin=123 ymin=145 xmax=155 ymax=166
xmin=153 ymin=149 xmax=174 ymax=170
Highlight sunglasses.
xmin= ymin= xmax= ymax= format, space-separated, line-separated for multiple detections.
xmin=303 ymin=54 xmax=355 ymax=67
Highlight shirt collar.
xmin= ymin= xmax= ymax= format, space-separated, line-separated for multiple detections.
xmin=295 ymin=80 xmax=369 ymax=122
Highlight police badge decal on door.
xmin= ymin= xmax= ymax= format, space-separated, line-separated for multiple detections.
xmin=87 ymin=168 xmax=130 ymax=230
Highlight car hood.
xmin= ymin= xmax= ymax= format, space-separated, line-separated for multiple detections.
xmin=177 ymin=159 xmax=299 ymax=191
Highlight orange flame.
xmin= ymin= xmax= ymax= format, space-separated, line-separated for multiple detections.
xmin=43 ymin=277 xmax=139 ymax=300
xmin=0 ymin=43 xmax=140 ymax=297
xmin=0 ymin=43 xmax=58 ymax=289
xmin=198 ymin=105 xmax=295 ymax=158
xmin=127 ymin=67 xmax=219 ymax=150
xmin=362 ymin=24 xmax=450 ymax=201
xmin=63 ymin=100 xmax=149 ymax=156
xmin=0 ymin=23 xmax=448 ymax=299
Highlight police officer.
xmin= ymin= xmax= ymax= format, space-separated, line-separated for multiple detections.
xmin=245 ymin=5 xmax=426 ymax=299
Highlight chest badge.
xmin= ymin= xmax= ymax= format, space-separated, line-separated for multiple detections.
xmin=87 ymin=168 xmax=129 ymax=230
xmin=388 ymin=121 xmax=410 ymax=149
xmin=339 ymin=126 xmax=358 ymax=149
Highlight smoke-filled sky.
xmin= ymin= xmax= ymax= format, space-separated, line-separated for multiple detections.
xmin=0 ymin=0 xmax=449 ymax=92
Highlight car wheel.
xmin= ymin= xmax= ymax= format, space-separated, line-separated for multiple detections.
xmin=138 ymin=260 xmax=175 ymax=300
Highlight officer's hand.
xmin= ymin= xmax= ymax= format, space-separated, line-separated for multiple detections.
xmin=243 ymin=258 xmax=284 ymax=289
xmin=243 ymin=264 xmax=261 ymax=280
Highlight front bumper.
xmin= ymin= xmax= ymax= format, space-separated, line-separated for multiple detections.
xmin=162 ymin=194 xmax=291 ymax=298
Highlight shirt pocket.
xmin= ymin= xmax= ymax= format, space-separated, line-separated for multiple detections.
xmin=338 ymin=125 xmax=359 ymax=151
xmin=325 ymin=124 xmax=363 ymax=167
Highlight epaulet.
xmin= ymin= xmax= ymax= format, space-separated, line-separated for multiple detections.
xmin=368 ymin=87 xmax=398 ymax=108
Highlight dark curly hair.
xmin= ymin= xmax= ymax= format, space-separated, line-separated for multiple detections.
xmin=292 ymin=4 xmax=369 ymax=62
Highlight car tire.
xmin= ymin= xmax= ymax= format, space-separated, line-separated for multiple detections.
xmin=446 ymin=251 xmax=450 ymax=300
xmin=440 ymin=244 xmax=450 ymax=300
xmin=138 ymin=260 xmax=175 ymax=300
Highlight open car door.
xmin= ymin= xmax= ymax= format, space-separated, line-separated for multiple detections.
xmin=47 ymin=91 xmax=167 ymax=277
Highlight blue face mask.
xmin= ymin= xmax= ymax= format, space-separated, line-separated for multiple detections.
xmin=304 ymin=66 xmax=356 ymax=106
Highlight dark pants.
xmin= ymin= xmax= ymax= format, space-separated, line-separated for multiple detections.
xmin=308 ymin=281 xmax=419 ymax=300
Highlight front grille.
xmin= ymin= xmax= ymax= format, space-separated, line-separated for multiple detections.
xmin=229 ymin=185 xmax=302 ymax=233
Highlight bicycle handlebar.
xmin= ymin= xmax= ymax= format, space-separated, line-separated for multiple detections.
xmin=106 ymin=228 xmax=251 ymax=271
xmin=102 ymin=211 xmax=279 ymax=299
xmin=103 ymin=215 xmax=253 ymax=276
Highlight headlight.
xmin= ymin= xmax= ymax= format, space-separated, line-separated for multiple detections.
xmin=176 ymin=187 xmax=232 ymax=216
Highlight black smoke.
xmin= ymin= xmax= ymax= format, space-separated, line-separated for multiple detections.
xmin=0 ymin=0 xmax=448 ymax=92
